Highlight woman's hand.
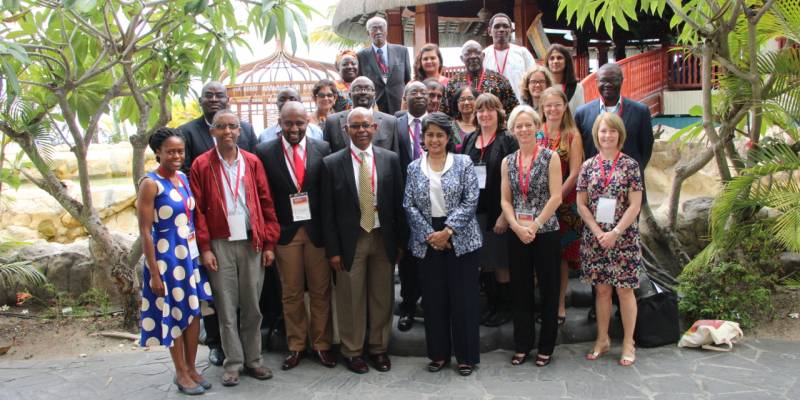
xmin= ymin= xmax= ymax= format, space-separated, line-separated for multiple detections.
xmin=149 ymin=274 xmax=166 ymax=297
xmin=427 ymin=230 xmax=451 ymax=250
xmin=493 ymin=214 xmax=509 ymax=234
xmin=597 ymin=231 xmax=619 ymax=249
xmin=512 ymin=224 xmax=536 ymax=244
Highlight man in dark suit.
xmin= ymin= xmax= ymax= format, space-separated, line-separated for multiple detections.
xmin=323 ymin=76 xmax=399 ymax=154
xmin=178 ymin=81 xmax=257 ymax=367
xmin=394 ymin=81 xmax=428 ymax=332
xmin=356 ymin=16 xmax=411 ymax=115
xmin=321 ymin=107 xmax=408 ymax=374
xmin=180 ymin=81 xmax=258 ymax=174
xmin=255 ymin=102 xmax=336 ymax=371
xmin=574 ymin=63 xmax=654 ymax=173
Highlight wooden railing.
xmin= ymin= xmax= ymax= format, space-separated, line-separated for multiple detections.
xmin=582 ymin=47 xmax=667 ymax=115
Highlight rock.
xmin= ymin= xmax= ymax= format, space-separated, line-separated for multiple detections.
xmin=756 ymin=206 xmax=783 ymax=220
xmin=0 ymin=226 xmax=40 ymax=242
xmin=675 ymin=197 xmax=714 ymax=258
xmin=779 ymin=252 xmax=800 ymax=275
xmin=36 ymin=219 xmax=57 ymax=239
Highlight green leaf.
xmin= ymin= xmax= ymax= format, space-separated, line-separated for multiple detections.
xmin=688 ymin=105 xmax=703 ymax=117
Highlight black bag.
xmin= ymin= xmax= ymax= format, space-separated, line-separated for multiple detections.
xmin=634 ymin=282 xmax=680 ymax=348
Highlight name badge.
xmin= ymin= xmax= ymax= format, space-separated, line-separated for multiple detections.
xmin=188 ymin=231 xmax=200 ymax=260
xmin=516 ymin=210 xmax=535 ymax=227
xmin=290 ymin=192 xmax=311 ymax=222
xmin=474 ymin=163 xmax=487 ymax=189
xmin=596 ymin=197 xmax=617 ymax=225
xmin=228 ymin=213 xmax=248 ymax=241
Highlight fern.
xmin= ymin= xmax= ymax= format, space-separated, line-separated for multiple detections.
xmin=0 ymin=261 xmax=45 ymax=290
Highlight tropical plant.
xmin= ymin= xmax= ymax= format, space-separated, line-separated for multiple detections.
xmin=310 ymin=5 xmax=368 ymax=50
xmin=0 ymin=0 xmax=315 ymax=327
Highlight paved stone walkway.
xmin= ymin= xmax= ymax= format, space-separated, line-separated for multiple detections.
xmin=1 ymin=339 xmax=798 ymax=399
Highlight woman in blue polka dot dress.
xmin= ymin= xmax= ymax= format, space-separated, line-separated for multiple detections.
xmin=137 ymin=128 xmax=214 ymax=395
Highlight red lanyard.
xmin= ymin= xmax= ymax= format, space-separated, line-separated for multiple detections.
xmin=562 ymin=83 xmax=567 ymax=92
xmin=494 ymin=48 xmax=510 ymax=76
xmin=478 ymin=131 xmax=496 ymax=162
xmin=351 ymin=149 xmax=376 ymax=194
xmin=374 ymin=50 xmax=388 ymax=74
xmin=597 ymin=152 xmax=621 ymax=189
xmin=219 ymin=156 xmax=243 ymax=212
xmin=517 ymin=147 xmax=539 ymax=200
xmin=159 ymin=167 xmax=192 ymax=219
xmin=466 ymin=69 xmax=485 ymax=92
xmin=543 ymin=124 xmax=561 ymax=151
xmin=281 ymin=142 xmax=307 ymax=192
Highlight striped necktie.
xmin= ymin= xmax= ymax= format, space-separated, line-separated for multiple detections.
xmin=358 ymin=151 xmax=374 ymax=232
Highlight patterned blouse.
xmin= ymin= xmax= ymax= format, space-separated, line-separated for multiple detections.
xmin=506 ymin=149 xmax=559 ymax=233
xmin=333 ymin=80 xmax=353 ymax=112
xmin=443 ymin=69 xmax=519 ymax=117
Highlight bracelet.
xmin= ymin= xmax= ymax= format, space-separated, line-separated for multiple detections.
xmin=612 ymin=227 xmax=622 ymax=235
xmin=533 ymin=217 xmax=544 ymax=229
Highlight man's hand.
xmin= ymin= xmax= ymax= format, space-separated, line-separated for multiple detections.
xmin=202 ymin=250 xmax=218 ymax=272
xmin=329 ymin=256 xmax=343 ymax=271
xmin=493 ymin=214 xmax=509 ymax=234
xmin=262 ymin=250 xmax=275 ymax=267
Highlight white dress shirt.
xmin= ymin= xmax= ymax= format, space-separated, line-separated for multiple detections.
xmin=349 ymin=142 xmax=380 ymax=228
xmin=281 ymin=136 xmax=307 ymax=190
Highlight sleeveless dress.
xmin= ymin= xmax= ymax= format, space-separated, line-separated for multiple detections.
xmin=139 ymin=171 xmax=213 ymax=347
xmin=575 ymin=154 xmax=644 ymax=288
xmin=506 ymin=149 xmax=559 ymax=233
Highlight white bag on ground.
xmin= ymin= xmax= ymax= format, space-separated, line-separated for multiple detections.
xmin=678 ymin=320 xmax=744 ymax=351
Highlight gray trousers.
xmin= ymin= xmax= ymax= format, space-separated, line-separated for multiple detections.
xmin=208 ymin=239 xmax=265 ymax=372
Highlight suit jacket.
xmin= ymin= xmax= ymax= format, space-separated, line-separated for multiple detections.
xmin=255 ymin=137 xmax=331 ymax=247
xmin=179 ymin=117 xmax=258 ymax=174
xmin=403 ymin=153 xmax=482 ymax=259
xmin=322 ymin=109 xmax=399 ymax=154
xmin=321 ymin=146 xmax=408 ymax=271
xmin=395 ymin=112 xmax=418 ymax=181
xmin=574 ymin=98 xmax=654 ymax=171
xmin=357 ymin=44 xmax=411 ymax=115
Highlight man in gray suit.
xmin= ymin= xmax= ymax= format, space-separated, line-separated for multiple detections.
xmin=357 ymin=16 xmax=411 ymax=115
xmin=322 ymin=77 xmax=399 ymax=154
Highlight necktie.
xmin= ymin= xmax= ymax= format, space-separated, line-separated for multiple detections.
xmin=292 ymin=144 xmax=305 ymax=189
xmin=358 ymin=151 xmax=375 ymax=232
xmin=412 ymin=118 xmax=422 ymax=160
xmin=376 ymin=48 xmax=388 ymax=74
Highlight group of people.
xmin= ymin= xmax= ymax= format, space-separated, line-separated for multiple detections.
xmin=136 ymin=12 xmax=654 ymax=395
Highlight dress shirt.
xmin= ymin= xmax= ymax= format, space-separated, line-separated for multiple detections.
xmin=482 ymin=44 xmax=537 ymax=103
xmin=407 ymin=112 xmax=427 ymax=159
xmin=600 ymin=96 xmax=623 ymax=115
xmin=421 ymin=152 xmax=453 ymax=218
xmin=259 ymin=123 xmax=323 ymax=143
xmin=349 ymin=142 xmax=380 ymax=228
xmin=281 ymin=136 xmax=307 ymax=190
xmin=372 ymin=43 xmax=389 ymax=66
xmin=215 ymin=147 xmax=250 ymax=230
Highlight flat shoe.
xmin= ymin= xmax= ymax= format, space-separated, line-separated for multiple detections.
xmin=457 ymin=364 xmax=474 ymax=376
xmin=174 ymin=376 xmax=205 ymax=395
xmin=427 ymin=360 xmax=449 ymax=372
xmin=221 ymin=371 xmax=239 ymax=387
xmin=534 ymin=354 xmax=551 ymax=367
xmin=175 ymin=375 xmax=211 ymax=391
xmin=510 ymin=353 xmax=529 ymax=366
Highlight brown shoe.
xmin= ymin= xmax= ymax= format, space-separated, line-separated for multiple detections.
xmin=243 ymin=365 xmax=273 ymax=380
xmin=343 ymin=356 xmax=369 ymax=374
xmin=369 ymin=353 xmax=391 ymax=372
xmin=281 ymin=351 xmax=304 ymax=370
xmin=314 ymin=350 xmax=337 ymax=368
xmin=221 ymin=370 xmax=240 ymax=387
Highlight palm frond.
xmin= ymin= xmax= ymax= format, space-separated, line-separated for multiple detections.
xmin=0 ymin=261 xmax=46 ymax=289
xmin=0 ymin=95 xmax=55 ymax=165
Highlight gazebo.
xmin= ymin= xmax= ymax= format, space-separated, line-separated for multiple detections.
xmin=220 ymin=42 xmax=340 ymax=132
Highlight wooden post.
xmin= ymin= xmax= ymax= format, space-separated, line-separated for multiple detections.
xmin=513 ymin=0 xmax=539 ymax=54
xmin=574 ymin=30 xmax=590 ymax=78
xmin=386 ymin=8 xmax=404 ymax=45
xmin=414 ymin=5 xmax=439 ymax=54
xmin=613 ymin=37 xmax=627 ymax=61
xmin=597 ymin=45 xmax=609 ymax=67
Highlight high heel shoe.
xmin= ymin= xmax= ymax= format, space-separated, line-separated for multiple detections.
xmin=619 ymin=342 xmax=636 ymax=366
xmin=585 ymin=340 xmax=611 ymax=361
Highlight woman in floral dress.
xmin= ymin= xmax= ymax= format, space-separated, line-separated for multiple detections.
xmin=137 ymin=127 xmax=214 ymax=394
xmin=576 ymin=113 xmax=643 ymax=367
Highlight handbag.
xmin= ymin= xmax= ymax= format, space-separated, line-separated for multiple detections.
xmin=634 ymin=281 xmax=681 ymax=347
xmin=678 ymin=320 xmax=744 ymax=351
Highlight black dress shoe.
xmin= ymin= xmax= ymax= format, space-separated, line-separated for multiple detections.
xmin=368 ymin=353 xmax=392 ymax=372
xmin=281 ymin=351 xmax=304 ymax=370
xmin=397 ymin=314 xmax=414 ymax=332
xmin=208 ymin=347 xmax=225 ymax=366
xmin=344 ymin=356 xmax=369 ymax=374
xmin=314 ymin=350 xmax=337 ymax=368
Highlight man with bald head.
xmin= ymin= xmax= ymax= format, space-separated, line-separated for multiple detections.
xmin=322 ymin=76 xmax=399 ymax=153
xmin=258 ymin=87 xmax=323 ymax=143
xmin=356 ymin=16 xmax=411 ymax=114
xmin=443 ymin=40 xmax=518 ymax=116
xmin=255 ymin=102 xmax=335 ymax=371
xmin=321 ymin=107 xmax=407 ymax=374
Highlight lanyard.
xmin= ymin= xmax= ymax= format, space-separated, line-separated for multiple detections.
xmin=543 ymin=124 xmax=561 ymax=151
xmin=517 ymin=147 xmax=539 ymax=200
xmin=219 ymin=157 xmax=243 ymax=212
xmin=466 ymin=69 xmax=485 ymax=92
xmin=374 ymin=50 xmax=388 ymax=74
xmin=351 ymin=149 xmax=376 ymax=194
xmin=281 ymin=142 xmax=307 ymax=192
xmin=597 ymin=152 xmax=621 ymax=189
xmin=478 ymin=131 xmax=496 ymax=162
xmin=494 ymin=48 xmax=510 ymax=76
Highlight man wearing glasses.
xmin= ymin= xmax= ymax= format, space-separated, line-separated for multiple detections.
xmin=190 ymin=109 xmax=280 ymax=387
xmin=443 ymin=41 xmax=519 ymax=117
xmin=257 ymin=87 xmax=324 ymax=143
xmin=322 ymin=77 xmax=400 ymax=154
xmin=178 ymin=81 xmax=258 ymax=367
xmin=321 ymin=107 xmax=407 ymax=374
xmin=356 ymin=16 xmax=411 ymax=115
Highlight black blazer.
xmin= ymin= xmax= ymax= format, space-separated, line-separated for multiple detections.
xmin=255 ymin=137 xmax=331 ymax=247
xmin=179 ymin=117 xmax=258 ymax=174
xmin=356 ymin=44 xmax=411 ymax=115
xmin=460 ymin=128 xmax=518 ymax=224
xmin=395 ymin=112 xmax=415 ymax=181
xmin=322 ymin=109 xmax=399 ymax=154
xmin=574 ymin=98 xmax=654 ymax=171
xmin=321 ymin=146 xmax=408 ymax=271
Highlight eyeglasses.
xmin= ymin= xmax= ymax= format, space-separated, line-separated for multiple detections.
xmin=529 ymin=80 xmax=548 ymax=86
xmin=316 ymin=93 xmax=336 ymax=99
xmin=211 ymin=123 xmax=240 ymax=130
xmin=543 ymin=103 xmax=565 ymax=109
xmin=458 ymin=96 xmax=476 ymax=103
xmin=347 ymin=122 xmax=375 ymax=130
xmin=203 ymin=92 xmax=227 ymax=99
xmin=351 ymin=87 xmax=375 ymax=94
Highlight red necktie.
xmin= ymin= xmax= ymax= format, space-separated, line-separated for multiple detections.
xmin=292 ymin=144 xmax=305 ymax=189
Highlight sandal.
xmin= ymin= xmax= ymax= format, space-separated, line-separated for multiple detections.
xmin=557 ymin=316 xmax=566 ymax=326
xmin=427 ymin=360 xmax=449 ymax=372
xmin=585 ymin=340 xmax=611 ymax=361
xmin=619 ymin=343 xmax=636 ymax=366
xmin=534 ymin=354 xmax=551 ymax=367
xmin=510 ymin=353 xmax=529 ymax=366
xmin=457 ymin=363 xmax=474 ymax=376
xmin=221 ymin=371 xmax=240 ymax=387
